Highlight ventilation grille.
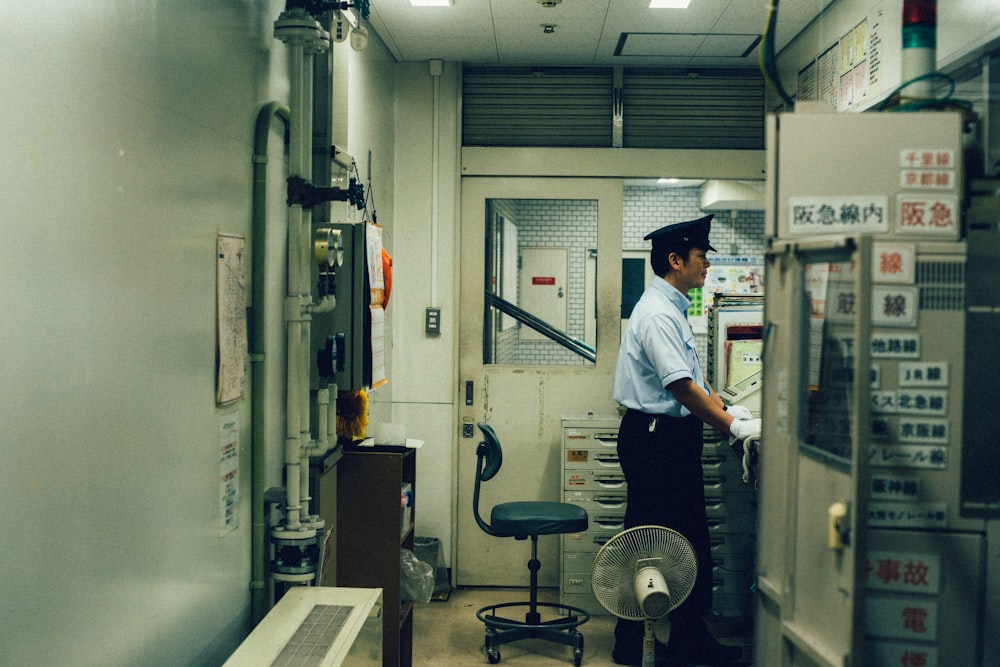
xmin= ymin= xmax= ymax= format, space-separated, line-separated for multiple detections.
xmin=622 ymin=68 xmax=764 ymax=149
xmin=272 ymin=604 xmax=353 ymax=666
xmin=916 ymin=260 xmax=966 ymax=311
xmin=462 ymin=66 xmax=613 ymax=147
xmin=462 ymin=66 xmax=764 ymax=149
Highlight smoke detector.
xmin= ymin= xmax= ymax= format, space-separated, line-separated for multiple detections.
xmin=537 ymin=0 xmax=562 ymax=7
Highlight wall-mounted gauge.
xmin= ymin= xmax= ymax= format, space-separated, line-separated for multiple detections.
xmin=314 ymin=227 xmax=343 ymax=267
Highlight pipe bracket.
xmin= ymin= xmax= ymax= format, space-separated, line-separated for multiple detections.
xmin=287 ymin=175 xmax=364 ymax=209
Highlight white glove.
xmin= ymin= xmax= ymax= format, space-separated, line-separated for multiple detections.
xmin=729 ymin=417 xmax=761 ymax=443
xmin=725 ymin=405 xmax=753 ymax=421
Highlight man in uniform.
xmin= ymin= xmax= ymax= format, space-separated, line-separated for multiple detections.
xmin=612 ymin=214 xmax=760 ymax=667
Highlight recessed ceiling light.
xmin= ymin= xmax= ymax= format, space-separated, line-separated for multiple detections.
xmin=410 ymin=0 xmax=452 ymax=6
xmin=650 ymin=0 xmax=691 ymax=8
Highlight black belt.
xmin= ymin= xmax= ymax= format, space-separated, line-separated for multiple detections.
xmin=625 ymin=408 xmax=689 ymax=433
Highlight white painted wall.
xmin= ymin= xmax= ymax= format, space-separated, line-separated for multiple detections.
xmin=0 ymin=2 xmax=286 ymax=664
xmin=0 ymin=1 xmax=396 ymax=664
xmin=382 ymin=61 xmax=462 ymax=565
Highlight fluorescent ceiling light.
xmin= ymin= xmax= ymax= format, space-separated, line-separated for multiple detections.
xmin=410 ymin=0 xmax=453 ymax=6
xmin=650 ymin=0 xmax=691 ymax=8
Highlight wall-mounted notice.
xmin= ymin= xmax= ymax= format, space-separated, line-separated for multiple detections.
xmin=219 ymin=412 xmax=240 ymax=536
xmin=366 ymin=222 xmax=387 ymax=389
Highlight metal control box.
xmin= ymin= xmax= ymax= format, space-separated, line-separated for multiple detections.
xmin=311 ymin=222 xmax=370 ymax=392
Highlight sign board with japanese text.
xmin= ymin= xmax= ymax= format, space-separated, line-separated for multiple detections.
xmin=866 ymin=595 xmax=939 ymax=640
xmin=788 ymin=195 xmax=889 ymax=235
xmin=770 ymin=111 xmax=963 ymax=242
xmin=872 ymin=243 xmax=915 ymax=283
xmin=868 ymin=501 xmax=948 ymax=529
xmin=870 ymin=444 xmax=947 ymax=470
xmin=865 ymin=550 xmax=942 ymax=593
xmin=764 ymin=110 xmax=982 ymax=667
xmin=896 ymin=195 xmax=960 ymax=237
xmin=870 ymin=473 xmax=921 ymax=501
xmin=865 ymin=529 xmax=984 ymax=667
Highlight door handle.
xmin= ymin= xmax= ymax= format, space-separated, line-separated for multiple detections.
xmin=828 ymin=501 xmax=850 ymax=549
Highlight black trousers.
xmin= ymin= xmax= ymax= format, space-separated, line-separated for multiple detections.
xmin=614 ymin=408 xmax=712 ymax=652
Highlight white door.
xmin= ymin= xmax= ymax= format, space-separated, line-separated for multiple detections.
xmin=756 ymin=237 xmax=873 ymax=666
xmin=456 ymin=177 xmax=623 ymax=586
xmin=519 ymin=247 xmax=567 ymax=342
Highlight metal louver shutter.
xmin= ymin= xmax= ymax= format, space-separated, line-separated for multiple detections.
xmin=462 ymin=66 xmax=613 ymax=147
xmin=461 ymin=66 xmax=765 ymax=150
xmin=623 ymin=68 xmax=764 ymax=149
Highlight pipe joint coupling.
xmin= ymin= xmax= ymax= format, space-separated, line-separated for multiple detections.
xmin=274 ymin=11 xmax=322 ymax=46
xmin=285 ymin=296 xmax=308 ymax=322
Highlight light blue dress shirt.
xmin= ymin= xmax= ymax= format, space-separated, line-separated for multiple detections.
xmin=614 ymin=277 xmax=710 ymax=417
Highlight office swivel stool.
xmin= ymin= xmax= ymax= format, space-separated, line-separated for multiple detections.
xmin=472 ymin=423 xmax=590 ymax=666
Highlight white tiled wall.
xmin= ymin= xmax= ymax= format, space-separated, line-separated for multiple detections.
xmin=499 ymin=185 xmax=765 ymax=366
xmin=624 ymin=185 xmax=766 ymax=256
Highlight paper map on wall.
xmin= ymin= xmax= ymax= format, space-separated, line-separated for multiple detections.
xmin=217 ymin=233 xmax=247 ymax=404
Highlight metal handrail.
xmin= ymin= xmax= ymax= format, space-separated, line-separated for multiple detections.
xmin=485 ymin=291 xmax=596 ymax=363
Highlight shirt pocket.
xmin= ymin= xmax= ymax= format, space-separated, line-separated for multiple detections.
xmin=682 ymin=330 xmax=699 ymax=368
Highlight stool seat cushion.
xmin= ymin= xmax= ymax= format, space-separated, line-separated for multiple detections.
xmin=490 ymin=501 xmax=588 ymax=538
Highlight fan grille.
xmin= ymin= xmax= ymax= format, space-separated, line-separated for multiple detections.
xmin=591 ymin=525 xmax=698 ymax=620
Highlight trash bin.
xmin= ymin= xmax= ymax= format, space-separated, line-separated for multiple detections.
xmin=414 ymin=536 xmax=450 ymax=600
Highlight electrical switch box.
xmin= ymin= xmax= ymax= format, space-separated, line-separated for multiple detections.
xmin=425 ymin=307 xmax=441 ymax=334
xmin=311 ymin=222 xmax=370 ymax=391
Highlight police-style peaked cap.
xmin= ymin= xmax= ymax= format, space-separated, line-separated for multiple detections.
xmin=643 ymin=214 xmax=717 ymax=252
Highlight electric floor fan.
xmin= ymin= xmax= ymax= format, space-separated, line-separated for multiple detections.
xmin=591 ymin=525 xmax=698 ymax=667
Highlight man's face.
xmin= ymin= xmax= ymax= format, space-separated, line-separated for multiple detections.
xmin=670 ymin=247 xmax=711 ymax=293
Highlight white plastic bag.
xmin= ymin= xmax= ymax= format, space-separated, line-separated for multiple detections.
xmin=399 ymin=548 xmax=434 ymax=604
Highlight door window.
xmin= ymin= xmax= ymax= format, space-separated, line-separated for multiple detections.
xmin=483 ymin=198 xmax=597 ymax=366
xmin=803 ymin=257 xmax=861 ymax=468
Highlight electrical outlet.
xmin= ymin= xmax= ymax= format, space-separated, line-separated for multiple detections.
xmin=462 ymin=423 xmax=474 ymax=438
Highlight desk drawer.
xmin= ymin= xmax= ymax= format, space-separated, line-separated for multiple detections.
xmin=565 ymin=470 xmax=627 ymax=491
xmin=563 ymin=448 xmax=622 ymax=470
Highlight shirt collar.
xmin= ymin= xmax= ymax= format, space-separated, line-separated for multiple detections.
xmin=651 ymin=276 xmax=692 ymax=313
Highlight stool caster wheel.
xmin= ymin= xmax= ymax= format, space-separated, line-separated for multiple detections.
xmin=573 ymin=647 xmax=583 ymax=666
xmin=486 ymin=646 xmax=501 ymax=664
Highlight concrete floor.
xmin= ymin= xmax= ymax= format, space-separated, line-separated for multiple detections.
xmin=412 ymin=587 xmax=752 ymax=666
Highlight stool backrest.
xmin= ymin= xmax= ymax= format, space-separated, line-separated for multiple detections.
xmin=472 ymin=422 xmax=504 ymax=536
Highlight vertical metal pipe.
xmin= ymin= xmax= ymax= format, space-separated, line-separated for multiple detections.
xmin=285 ymin=35 xmax=306 ymax=531
xmin=250 ymin=101 xmax=290 ymax=624
xmin=430 ymin=60 xmax=441 ymax=308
